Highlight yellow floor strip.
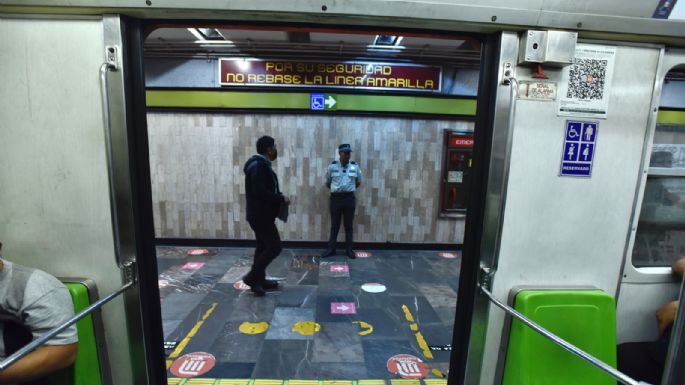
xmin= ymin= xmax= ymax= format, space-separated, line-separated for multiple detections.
xmin=358 ymin=380 xmax=385 ymax=385
xmin=323 ymin=381 xmax=353 ymax=385
xmin=423 ymin=380 xmax=447 ymax=385
xmin=216 ymin=380 xmax=251 ymax=385
xmin=253 ymin=380 xmax=284 ymax=385
xmin=186 ymin=379 xmax=218 ymax=385
xmin=167 ymin=379 xmax=186 ymax=385
xmin=288 ymin=380 xmax=320 ymax=385
xmin=390 ymin=380 xmax=421 ymax=385
xmin=168 ymin=303 xmax=218 ymax=361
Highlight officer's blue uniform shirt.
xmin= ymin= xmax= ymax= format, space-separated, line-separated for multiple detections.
xmin=326 ymin=160 xmax=363 ymax=193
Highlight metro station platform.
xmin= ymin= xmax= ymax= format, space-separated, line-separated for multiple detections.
xmin=157 ymin=246 xmax=461 ymax=382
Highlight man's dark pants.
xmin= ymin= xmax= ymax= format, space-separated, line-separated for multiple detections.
xmin=246 ymin=219 xmax=282 ymax=282
xmin=327 ymin=192 xmax=356 ymax=251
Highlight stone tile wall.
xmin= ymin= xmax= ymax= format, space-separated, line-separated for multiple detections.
xmin=147 ymin=112 xmax=473 ymax=243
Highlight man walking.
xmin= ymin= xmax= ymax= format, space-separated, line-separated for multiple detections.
xmin=243 ymin=136 xmax=289 ymax=296
xmin=321 ymin=144 xmax=363 ymax=259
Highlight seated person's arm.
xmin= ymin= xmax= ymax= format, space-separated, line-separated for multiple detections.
xmin=0 ymin=343 xmax=77 ymax=384
xmin=656 ymin=300 xmax=679 ymax=336
xmin=673 ymin=257 xmax=685 ymax=280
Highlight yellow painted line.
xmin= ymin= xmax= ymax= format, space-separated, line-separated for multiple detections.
xmin=424 ymin=379 xmax=448 ymax=385
xmin=401 ymin=304 xmax=433 ymax=360
xmin=428 ymin=370 xmax=446 ymax=379
xmin=323 ymin=381 xmax=353 ymax=385
xmin=169 ymin=303 xmax=218 ymax=360
xmin=390 ymin=380 xmax=421 ymax=385
xmin=401 ymin=305 xmax=415 ymax=322
xmin=253 ymin=380 xmax=284 ymax=385
xmin=216 ymin=380 xmax=251 ymax=385
xmin=166 ymin=359 xmax=173 ymax=369
xmin=415 ymin=332 xmax=434 ymax=360
xmin=186 ymin=379 xmax=218 ymax=385
xmin=167 ymin=378 xmax=186 ymax=385
xmin=288 ymin=381 xmax=320 ymax=385
xmin=358 ymin=381 xmax=385 ymax=385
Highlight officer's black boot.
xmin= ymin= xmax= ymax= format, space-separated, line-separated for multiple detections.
xmin=346 ymin=245 xmax=356 ymax=259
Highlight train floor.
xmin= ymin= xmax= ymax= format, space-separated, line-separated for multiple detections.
xmin=157 ymin=246 xmax=461 ymax=384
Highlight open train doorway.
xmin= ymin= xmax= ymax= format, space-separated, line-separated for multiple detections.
xmin=140 ymin=24 xmax=485 ymax=383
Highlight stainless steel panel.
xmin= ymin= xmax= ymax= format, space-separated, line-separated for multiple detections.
xmin=479 ymin=42 xmax=661 ymax=385
xmin=462 ymin=31 xmax=520 ymax=385
xmin=0 ymin=16 xmax=136 ymax=385
xmin=519 ymin=30 xmax=577 ymax=66
xmin=1 ymin=1 xmax=685 ymax=38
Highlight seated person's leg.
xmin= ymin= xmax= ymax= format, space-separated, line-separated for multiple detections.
xmin=617 ymin=341 xmax=663 ymax=385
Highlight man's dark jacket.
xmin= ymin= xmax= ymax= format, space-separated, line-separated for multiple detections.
xmin=244 ymin=155 xmax=285 ymax=223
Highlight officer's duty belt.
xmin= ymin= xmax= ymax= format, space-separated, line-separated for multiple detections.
xmin=330 ymin=192 xmax=354 ymax=197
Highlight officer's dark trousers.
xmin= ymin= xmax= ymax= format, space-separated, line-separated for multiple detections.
xmin=247 ymin=219 xmax=282 ymax=282
xmin=2 ymin=320 xmax=52 ymax=385
xmin=327 ymin=193 xmax=356 ymax=251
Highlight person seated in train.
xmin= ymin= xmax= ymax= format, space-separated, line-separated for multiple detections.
xmin=0 ymin=241 xmax=78 ymax=385
xmin=617 ymin=256 xmax=684 ymax=385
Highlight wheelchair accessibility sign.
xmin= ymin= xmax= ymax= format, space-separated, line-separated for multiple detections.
xmin=560 ymin=120 xmax=598 ymax=177
xmin=310 ymin=93 xmax=337 ymax=111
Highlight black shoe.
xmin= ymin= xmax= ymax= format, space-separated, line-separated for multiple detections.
xmin=263 ymin=279 xmax=280 ymax=290
xmin=347 ymin=249 xmax=356 ymax=259
xmin=242 ymin=275 xmax=266 ymax=297
xmin=320 ymin=249 xmax=336 ymax=258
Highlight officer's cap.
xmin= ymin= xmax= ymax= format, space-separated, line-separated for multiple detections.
xmin=338 ymin=144 xmax=352 ymax=153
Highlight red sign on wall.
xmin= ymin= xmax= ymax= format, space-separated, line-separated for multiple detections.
xmin=219 ymin=59 xmax=441 ymax=92
xmin=449 ymin=135 xmax=474 ymax=148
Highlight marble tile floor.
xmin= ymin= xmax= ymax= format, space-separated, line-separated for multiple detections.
xmin=158 ymin=246 xmax=461 ymax=381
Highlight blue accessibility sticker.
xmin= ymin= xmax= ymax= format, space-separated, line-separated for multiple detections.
xmin=310 ymin=93 xmax=325 ymax=111
xmin=560 ymin=120 xmax=598 ymax=177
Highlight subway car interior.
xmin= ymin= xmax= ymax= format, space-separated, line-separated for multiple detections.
xmin=1 ymin=2 xmax=685 ymax=385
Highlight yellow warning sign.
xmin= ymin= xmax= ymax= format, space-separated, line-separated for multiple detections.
xmin=352 ymin=321 xmax=374 ymax=336
xmin=239 ymin=321 xmax=269 ymax=334
xmin=292 ymin=321 xmax=321 ymax=335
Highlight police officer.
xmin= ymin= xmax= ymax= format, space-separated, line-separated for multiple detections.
xmin=321 ymin=144 xmax=363 ymax=259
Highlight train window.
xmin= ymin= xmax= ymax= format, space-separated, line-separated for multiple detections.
xmin=633 ymin=123 xmax=685 ymax=267
xmin=440 ymin=130 xmax=474 ymax=215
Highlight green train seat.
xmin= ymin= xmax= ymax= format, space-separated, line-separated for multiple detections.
xmin=50 ymin=280 xmax=105 ymax=385
xmin=501 ymin=289 xmax=617 ymax=385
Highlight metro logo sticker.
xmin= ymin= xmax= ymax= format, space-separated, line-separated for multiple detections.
xmin=387 ymin=354 xmax=428 ymax=378
xmin=169 ymin=352 xmax=215 ymax=378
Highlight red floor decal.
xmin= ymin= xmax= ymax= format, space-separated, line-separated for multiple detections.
xmin=330 ymin=264 xmax=349 ymax=273
xmin=437 ymin=252 xmax=457 ymax=259
xmin=170 ymin=352 xmax=215 ymax=378
xmin=187 ymin=248 xmax=209 ymax=255
xmin=233 ymin=280 xmax=250 ymax=290
xmin=331 ymin=302 xmax=356 ymax=314
xmin=182 ymin=262 xmax=205 ymax=270
xmin=387 ymin=354 xmax=428 ymax=378
xmin=355 ymin=251 xmax=373 ymax=258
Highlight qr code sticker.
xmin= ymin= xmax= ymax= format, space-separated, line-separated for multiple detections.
xmin=566 ymin=58 xmax=607 ymax=100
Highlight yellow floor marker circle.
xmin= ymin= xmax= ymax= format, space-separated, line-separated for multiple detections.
xmin=239 ymin=321 xmax=269 ymax=334
xmin=292 ymin=321 xmax=321 ymax=335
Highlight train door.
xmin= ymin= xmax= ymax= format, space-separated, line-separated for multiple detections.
xmin=0 ymin=15 xmax=152 ymax=385
xmin=126 ymin=21 xmax=498 ymax=385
